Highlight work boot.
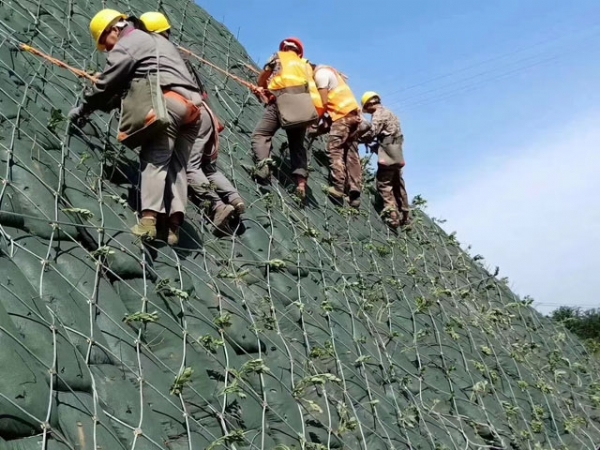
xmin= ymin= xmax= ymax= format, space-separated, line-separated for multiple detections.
xmin=295 ymin=175 xmax=307 ymax=200
xmin=327 ymin=186 xmax=344 ymax=206
xmin=167 ymin=228 xmax=179 ymax=246
xmin=167 ymin=213 xmax=184 ymax=246
xmin=154 ymin=213 xmax=169 ymax=241
xmin=327 ymin=186 xmax=344 ymax=197
xmin=327 ymin=186 xmax=344 ymax=198
xmin=348 ymin=191 xmax=361 ymax=209
xmin=253 ymin=163 xmax=271 ymax=185
xmin=230 ymin=198 xmax=246 ymax=215
xmin=213 ymin=204 xmax=235 ymax=230
xmin=388 ymin=210 xmax=400 ymax=229
xmin=131 ymin=216 xmax=157 ymax=239
xmin=400 ymin=210 xmax=412 ymax=227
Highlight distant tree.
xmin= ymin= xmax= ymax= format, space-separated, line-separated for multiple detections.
xmin=551 ymin=306 xmax=600 ymax=354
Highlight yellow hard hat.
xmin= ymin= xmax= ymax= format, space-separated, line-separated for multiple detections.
xmin=140 ymin=12 xmax=171 ymax=33
xmin=90 ymin=9 xmax=127 ymax=51
xmin=361 ymin=91 xmax=380 ymax=107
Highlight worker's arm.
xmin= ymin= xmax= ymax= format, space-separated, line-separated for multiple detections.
xmin=314 ymin=68 xmax=334 ymax=116
xmin=82 ymin=44 xmax=137 ymax=113
xmin=361 ymin=110 xmax=384 ymax=142
xmin=318 ymin=88 xmax=328 ymax=112
xmin=257 ymin=69 xmax=272 ymax=89
xmin=257 ymin=53 xmax=278 ymax=89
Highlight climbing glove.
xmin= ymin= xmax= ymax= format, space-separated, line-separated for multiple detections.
xmin=307 ymin=116 xmax=331 ymax=137
xmin=67 ymin=105 xmax=85 ymax=121
xmin=67 ymin=104 xmax=91 ymax=129
xmin=368 ymin=142 xmax=380 ymax=154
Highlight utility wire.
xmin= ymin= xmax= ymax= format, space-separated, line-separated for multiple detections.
xmin=386 ymin=27 xmax=600 ymax=111
xmin=378 ymin=5 xmax=600 ymax=96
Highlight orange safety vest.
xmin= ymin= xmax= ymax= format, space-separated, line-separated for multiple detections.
xmin=268 ymin=51 xmax=310 ymax=91
xmin=304 ymin=61 xmax=325 ymax=117
xmin=314 ymin=65 xmax=359 ymax=122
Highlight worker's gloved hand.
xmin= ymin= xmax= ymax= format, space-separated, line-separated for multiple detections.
xmin=312 ymin=116 xmax=332 ymax=136
xmin=368 ymin=142 xmax=380 ymax=154
xmin=67 ymin=105 xmax=86 ymax=121
xmin=307 ymin=119 xmax=330 ymax=138
xmin=67 ymin=105 xmax=90 ymax=129
xmin=306 ymin=123 xmax=319 ymax=137
xmin=252 ymin=87 xmax=272 ymax=105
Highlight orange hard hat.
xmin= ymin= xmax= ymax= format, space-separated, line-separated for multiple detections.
xmin=279 ymin=37 xmax=304 ymax=58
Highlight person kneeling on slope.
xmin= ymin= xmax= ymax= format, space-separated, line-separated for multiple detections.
xmin=360 ymin=91 xmax=411 ymax=228
xmin=251 ymin=38 xmax=320 ymax=200
xmin=141 ymin=12 xmax=245 ymax=232
xmin=68 ymin=9 xmax=203 ymax=246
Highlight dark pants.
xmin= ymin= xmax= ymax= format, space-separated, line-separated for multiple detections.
xmin=376 ymin=164 xmax=409 ymax=213
xmin=251 ymin=103 xmax=308 ymax=178
xmin=187 ymin=106 xmax=241 ymax=212
xmin=327 ymin=112 xmax=362 ymax=195
xmin=188 ymin=163 xmax=241 ymax=213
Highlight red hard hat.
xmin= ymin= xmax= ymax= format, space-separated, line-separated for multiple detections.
xmin=279 ymin=37 xmax=304 ymax=58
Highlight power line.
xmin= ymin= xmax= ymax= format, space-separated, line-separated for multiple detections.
xmin=385 ymin=27 xmax=600 ymax=111
xmin=394 ymin=50 xmax=571 ymax=110
xmin=375 ymin=3 xmax=600 ymax=95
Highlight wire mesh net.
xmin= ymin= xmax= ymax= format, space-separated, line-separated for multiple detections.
xmin=0 ymin=0 xmax=599 ymax=449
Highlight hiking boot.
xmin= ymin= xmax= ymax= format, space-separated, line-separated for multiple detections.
xmin=213 ymin=204 xmax=235 ymax=230
xmin=327 ymin=186 xmax=344 ymax=198
xmin=253 ymin=164 xmax=271 ymax=184
xmin=349 ymin=198 xmax=361 ymax=208
xmin=131 ymin=217 xmax=157 ymax=239
xmin=400 ymin=211 xmax=412 ymax=227
xmin=348 ymin=191 xmax=361 ymax=209
xmin=167 ymin=227 xmax=180 ymax=246
xmin=154 ymin=213 xmax=169 ymax=241
xmin=230 ymin=197 xmax=246 ymax=215
xmin=327 ymin=186 xmax=344 ymax=205
xmin=388 ymin=211 xmax=400 ymax=229
xmin=295 ymin=175 xmax=307 ymax=200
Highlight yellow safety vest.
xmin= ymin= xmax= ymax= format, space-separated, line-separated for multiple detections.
xmin=268 ymin=51 xmax=310 ymax=91
xmin=315 ymin=65 xmax=359 ymax=122
xmin=305 ymin=61 xmax=325 ymax=117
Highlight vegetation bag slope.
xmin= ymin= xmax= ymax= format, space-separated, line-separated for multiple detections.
xmin=0 ymin=0 xmax=599 ymax=449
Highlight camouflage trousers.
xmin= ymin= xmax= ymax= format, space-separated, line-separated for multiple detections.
xmin=327 ymin=113 xmax=362 ymax=195
xmin=376 ymin=164 xmax=409 ymax=214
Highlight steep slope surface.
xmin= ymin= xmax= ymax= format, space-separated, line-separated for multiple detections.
xmin=0 ymin=0 xmax=599 ymax=449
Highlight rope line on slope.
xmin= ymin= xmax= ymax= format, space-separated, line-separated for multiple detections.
xmin=19 ymin=44 xmax=99 ymax=83
xmin=178 ymin=46 xmax=260 ymax=93
xmin=18 ymin=41 xmax=261 ymax=99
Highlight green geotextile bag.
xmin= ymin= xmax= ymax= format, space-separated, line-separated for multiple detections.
xmin=117 ymin=36 xmax=170 ymax=149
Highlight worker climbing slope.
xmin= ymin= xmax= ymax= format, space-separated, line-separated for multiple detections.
xmin=141 ymin=12 xmax=245 ymax=233
xmin=251 ymin=38 xmax=320 ymax=199
xmin=311 ymin=64 xmax=363 ymax=208
xmin=68 ymin=9 xmax=203 ymax=245
xmin=360 ymin=91 xmax=411 ymax=228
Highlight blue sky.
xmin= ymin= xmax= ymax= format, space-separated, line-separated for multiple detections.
xmin=201 ymin=0 xmax=600 ymax=314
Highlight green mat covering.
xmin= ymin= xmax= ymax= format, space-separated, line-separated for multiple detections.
xmin=0 ymin=0 xmax=599 ymax=449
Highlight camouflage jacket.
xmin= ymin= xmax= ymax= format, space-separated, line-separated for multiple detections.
xmin=361 ymin=106 xmax=402 ymax=143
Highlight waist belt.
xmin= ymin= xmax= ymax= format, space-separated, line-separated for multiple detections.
xmin=164 ymin=90 xmax=201 ymax=125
